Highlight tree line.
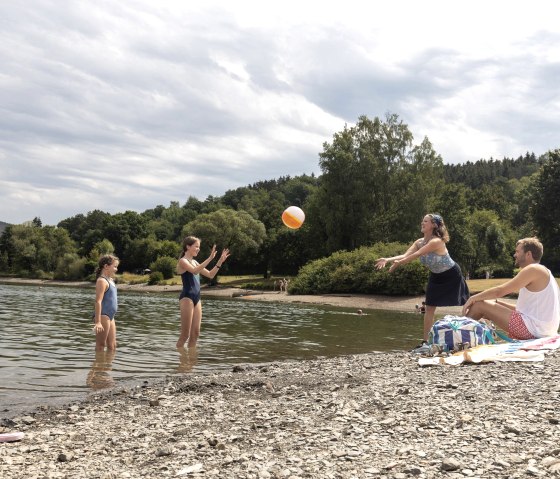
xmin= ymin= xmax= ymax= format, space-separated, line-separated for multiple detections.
xmin=1 ymin=113 xmax=559 ymax=286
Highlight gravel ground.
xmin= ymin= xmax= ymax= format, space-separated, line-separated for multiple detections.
xmin=2 ymin=350 xmax=560 ymax=479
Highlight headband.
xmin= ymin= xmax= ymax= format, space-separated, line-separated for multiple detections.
xmin=431 ymin=214 xmax=442 ymax=227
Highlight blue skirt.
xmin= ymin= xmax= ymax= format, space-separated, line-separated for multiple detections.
xmin=425 ymin=263 xmax=469 ymax=307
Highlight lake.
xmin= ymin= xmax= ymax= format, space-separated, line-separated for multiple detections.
xmin=0 ymin=283 xmax=422 ymax=417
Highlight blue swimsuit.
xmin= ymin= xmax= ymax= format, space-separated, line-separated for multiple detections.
xmin=95 ymin=276 xmax=118 ymax=320
xmin=179 ymin=268 xmax=201 ymax=305
xmin=420 ymin=251 xmax=455 ymax=273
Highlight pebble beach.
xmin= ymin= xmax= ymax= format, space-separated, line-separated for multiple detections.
xmin=1 ymin=279 xmax=556 ymax=478
xmin=3 ymin=348 xmax=560 ymax=478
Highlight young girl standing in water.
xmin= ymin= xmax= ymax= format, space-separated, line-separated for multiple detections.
xmin=177 ymin=236 xmax=230 ymax=349
xmin=93 ymin=255 xmax=119 ymax=351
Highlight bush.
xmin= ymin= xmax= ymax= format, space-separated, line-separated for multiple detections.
xmin=35 ymin=269 xmax=53 ymax=280
xmin=149 ymin=256 xmax=176 ymax=280
xmin=238 ymin=281 xmax=268 ymax=290
xmin=148 ymin=271 xmax=164 ymax=285
xmin=289 ymin=243 xmax=429 ymax=295
xmin=54 ymin=254 xmax=87 ymax=280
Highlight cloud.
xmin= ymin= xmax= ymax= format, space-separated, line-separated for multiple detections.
xmin=0 ymin=0 xmax=559 ymax=225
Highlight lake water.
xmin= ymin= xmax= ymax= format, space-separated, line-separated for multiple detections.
xmin=0 ymin=283 xmax=422 ymax=417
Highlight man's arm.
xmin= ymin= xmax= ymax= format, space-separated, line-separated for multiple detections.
xmin=495 ymin=299 xmax=516 ymax=310
xmin=463 ymin=266 xmax=541 ymax=309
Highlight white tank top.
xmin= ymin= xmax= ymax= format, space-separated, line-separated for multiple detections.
xmin=517 ymin=269 xmax=560 ymax=337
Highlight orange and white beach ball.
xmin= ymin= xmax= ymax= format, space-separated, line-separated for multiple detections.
xmin=281 ymin=206 xmax=305 ymax=229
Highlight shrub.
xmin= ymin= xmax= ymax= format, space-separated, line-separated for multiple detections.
xmin=289 ymin=243 xmax=428 ymax=295
xmin=238 ymin=281 xmax=268 ymax=290
xmin=149 ymin=256 xmax=176 ymax=280
xmin=148 ymin=271 xmax=164 ymax=285
xmin=54 ymin=254 xmax=87 ymax=280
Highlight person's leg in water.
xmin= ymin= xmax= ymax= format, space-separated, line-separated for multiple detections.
xmin=177 ymin=298 xmax=195 ymax=348
xmin=187 ymin=301 xmax=203 ymax=348
xmin=95 ymin=315 xmax=111 ymax=352
xmin=105 ymin=319 xmax=117 ymax=351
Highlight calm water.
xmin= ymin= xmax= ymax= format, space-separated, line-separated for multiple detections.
xmin=0 ymin=283 xmax=422 ymax=416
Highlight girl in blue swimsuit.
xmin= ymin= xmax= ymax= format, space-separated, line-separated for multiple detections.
xmin=375 ymin=214 xmax=469 ymax=351
xmin=93 ymin=254 xmax=119 ymax=351
xmin=176 ymin=236 xmax=230 ymax=349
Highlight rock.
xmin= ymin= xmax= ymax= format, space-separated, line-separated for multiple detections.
xmin=441 ymin=458 xmax=461 ymax=471
xmin=155 ymin=446 xmax=173 ymax=457
xmin=177 ymin=463 xmax=204 ymax=475
xmin=403 ymin=465 xmax=422 ymax=475
xmin=526 ymin=465 xmax=542 ymax=475
xmin=4 ymin=350 xmax=560 ymax=479
xmin=57 ymin=452 xmax=73 ymax=462
xmin=0 ymin=418 xmax=17 ymax=427
xmin=18 ymin=415 xmax=36 ymax=425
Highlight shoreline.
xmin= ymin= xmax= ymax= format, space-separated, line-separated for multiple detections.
xmin=2 ymin=350 xmax=560 ymax=478
xmin=1 ymin=278 xmax=557 ymax=477
xmin=0 ymin=277 xmax=475 ymax=316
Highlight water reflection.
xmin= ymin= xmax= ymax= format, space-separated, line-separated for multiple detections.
xmin=176 ymin=347 xmax=198 ymax=373
xmin=86 ymin=350 xmax=115 ymax=390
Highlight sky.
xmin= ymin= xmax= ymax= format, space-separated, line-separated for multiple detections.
xmin=1 ymin=1 xmax=559 ymax=226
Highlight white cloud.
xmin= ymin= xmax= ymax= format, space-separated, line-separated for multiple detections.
xmin=1 ymin=0 xmax=559 ymax=224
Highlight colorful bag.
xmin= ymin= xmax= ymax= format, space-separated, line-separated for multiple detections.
xmin=428 ymin=315 xmax=496 ymax=353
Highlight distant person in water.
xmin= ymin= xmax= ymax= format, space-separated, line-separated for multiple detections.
xmin=93 ymin=254 xmax=119 ymax=351
xmin=176 ymin=236 xmax=230 ymax=349
xmin=375 ymin=214 xmax=469 ymax=354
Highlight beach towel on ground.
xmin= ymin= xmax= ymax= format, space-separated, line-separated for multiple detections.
xmin=419 ymin=334 xmax=560 ymax=366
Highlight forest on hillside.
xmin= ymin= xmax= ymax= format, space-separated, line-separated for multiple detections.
xmin=1 ymin=114 xmax=559 ymax=285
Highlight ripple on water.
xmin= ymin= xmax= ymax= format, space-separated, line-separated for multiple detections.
xmin=0 ymin=283 xmax=421 ymax=416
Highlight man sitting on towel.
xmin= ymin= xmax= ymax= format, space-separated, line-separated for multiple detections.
xmin=463 ymin=237 xmax=560 ymax=339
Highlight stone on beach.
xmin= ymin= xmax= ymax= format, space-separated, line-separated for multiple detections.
xmin=2 ymin=351 xmax=560 ymax=478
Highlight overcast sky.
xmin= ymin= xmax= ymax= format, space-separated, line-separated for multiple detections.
xmin=1 ymin=1 xmax=559 ymax=225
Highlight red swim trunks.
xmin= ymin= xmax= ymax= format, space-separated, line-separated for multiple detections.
xmin=508 ymin=310 xmax=537 ymax=340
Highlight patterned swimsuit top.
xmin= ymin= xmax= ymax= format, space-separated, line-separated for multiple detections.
xmin=418 ymin=238 xmax=455 ymax=274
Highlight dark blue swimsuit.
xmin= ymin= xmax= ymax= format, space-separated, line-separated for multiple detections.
xmin=179 ymin=269 xmax=201 ymax=305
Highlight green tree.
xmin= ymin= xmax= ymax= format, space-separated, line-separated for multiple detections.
xmin=103 ymin=211 xmax=148 ymax=270
xmin=317 ymin=114 xmax=442 ymax=252
xmin=89 ymin=239 xmax=115 ymax=259
xmin=2 ymin=224 xmax=77 ymax=275
xmin=465 ymin=210 xmax=513 ymax=277
xmin=182 ymin=208 xmax=266 ymax=272
xmin=429 ymin=183 xmax=473 ymax=273
xmin=125 ymin=237 xmax=160 ymax=271
xmin=509 ymin=175 xmax=537 ymax=235
xmin=531 ymin=149 xmax=560 ymax=271
xmin=150 ymin=256 xmax=176 ymax=280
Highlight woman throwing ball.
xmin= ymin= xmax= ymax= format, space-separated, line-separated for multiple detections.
xmin=176 ymin=236 xmax=230 ymax=349
xmin=375 ymin=214 xmax=469 ymax=353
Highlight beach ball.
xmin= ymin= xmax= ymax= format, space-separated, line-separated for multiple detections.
xmin=282 ymin=206 xmax=305 ymax=229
